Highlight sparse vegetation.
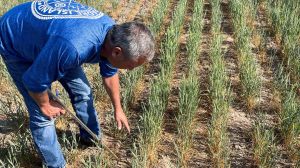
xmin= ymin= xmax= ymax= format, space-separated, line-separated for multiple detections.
xmin=176 ymin=0 xmax=204 ymax=166
xmin=131 ymin=0 xmax=188 ymax=166
xmin=0 ymin=0 xmax=299 ymax=167
xmin=207 ymin=0 xmax=231 ymax=166
xmin=253 ymin=113 xmax=278 ymax=168
xmin=229 ymin=0 xmax=261 ymax=110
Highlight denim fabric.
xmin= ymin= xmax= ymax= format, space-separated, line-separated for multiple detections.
xmin=3 ymin=60 xmax=100 ymax=168
xmin=58 ymin=66 xmax=100 ymax=140
xmin=0 ymin=1 xmax=117 ymax=92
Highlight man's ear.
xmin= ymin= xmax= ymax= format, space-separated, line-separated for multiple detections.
xmin=112 ymin=47 xmax=122 ymax=58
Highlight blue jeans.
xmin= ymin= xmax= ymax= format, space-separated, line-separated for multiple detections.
xmin=3 ymin=60 xmax=100 ymax=168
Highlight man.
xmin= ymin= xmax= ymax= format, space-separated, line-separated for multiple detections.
xmin=0 ymin=0 xmax=155 ymax=167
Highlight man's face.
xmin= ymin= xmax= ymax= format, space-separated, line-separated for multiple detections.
xmin=107 ymin=47 xmax=147 ymax=70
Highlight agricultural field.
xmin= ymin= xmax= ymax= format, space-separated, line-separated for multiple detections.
xmin=0 ymin=0 xmax=299 ymax=167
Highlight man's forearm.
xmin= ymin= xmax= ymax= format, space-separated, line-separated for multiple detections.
xmin=102 ymin=73 xmax=122 ymax=111
xmin=28 ymin=90 xmax=50 ymax=107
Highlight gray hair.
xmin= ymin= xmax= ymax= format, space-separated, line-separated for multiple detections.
xmin=106 ymin=21 xmax=155 ymax=62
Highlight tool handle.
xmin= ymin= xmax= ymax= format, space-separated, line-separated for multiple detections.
xmin=47 ymin=89 xmax=118 ymax=159
xmin=47 ymin=90 xmax=100 ymax=141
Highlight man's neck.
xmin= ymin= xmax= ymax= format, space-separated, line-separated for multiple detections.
xmin=100 ymin=38 xmax=112 ymax=59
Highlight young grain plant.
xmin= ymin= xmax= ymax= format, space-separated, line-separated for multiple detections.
xmin=175 ymin=0 xmax=204 ymax=167
xmin=121 ymin=0 xmax=170 ymax=113
xmin=229 ymin=0 xmax=261 ymax=111
xmin=266 ymin=0 xmax=300 ymax=81
xmin=131 ymin=0 xmax=188 ymax=166
xmin=273 ymin=66 xmax=300 ymax=166
xmin=266 ymin=2 xmax=300 ymax=165
xmin=252 ymin=113 xmax=278 ymax=168
xmin=208 ymin=0 xmax=231 ymax=167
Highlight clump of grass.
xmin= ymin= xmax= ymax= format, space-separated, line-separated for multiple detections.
xmin=272 ymin=61 xmax=300 ymax=164
xmin=0 ymin=58 xmax=10 ymax=82
xmin=266 ymin=1 xmax=300 ymax=165
xmin=230 ymin=0 xmax=262 ymax=111
xmin=120 ymin=0 xmax=170 ymax=114
xmin=207 ymin=0 xmax=231 ymax=166
xmin=208 ymin=35 xmax=231 ymax=168
xmin=266 ymin=0 xmax=300 ymax=81
xmin=80 ymin=144 xmax=112 ymax=168
xmin=121 ymin=67 xmax=144 ymax=113
xmin=132 ymin=0 xmax=188 ymax=166
xmin=111 ymin=0 xmax=120 ymax=10
xmin=253 ymin=113 xmax=278 ymax=168
xmin=175 ymin=0 xmax=204 ymax=166
xmin=1 ymin=129 xmax=39 ymax=167
xmin=149 ymin=0 xmax=171 ymax=35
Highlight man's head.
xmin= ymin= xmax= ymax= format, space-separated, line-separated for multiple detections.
xmin=101 ymin=21 xmax=155 ymax=70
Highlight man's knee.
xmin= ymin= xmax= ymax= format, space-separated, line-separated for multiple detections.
xmin=72 ymin=86 xmax=93 ymax=103
xmin=29 ymin=118 xmax=54 ymax=130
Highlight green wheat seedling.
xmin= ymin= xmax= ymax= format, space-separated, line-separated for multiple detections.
xmin=121 ymin=67 xmax=144 ymax=113
xmin=121 ymin=0 xmax=170 ymax=114
xmin=3 ymin=130 xmax=37 ymax=167
xmin=123 ymin=0 xmax=186 ymax=116
xmin=132 ymin=0 xmax=188 ymax=166
xmin=267 ymin=1 xmax=300 ymax=162
xmin=266 ymin=0 xmax=300 ymax=44
xmin=60 ymin=131 xmax=79 ymax=153
xmin=273 ymin=63 xmax=300 ymax=164
xmin=175 ymin=0 xmax=204 ymax=166
xmin=120 ymin=0 xmax=174 ymax=115
xmin=230 ymin=0 xmax=261 ymax=111
xmin=208 ymin=35 xmax=231 ymax=168
xmin=122 ymin=0 xmax=184 ymax=115
xmin=253 ymin=113 xmax=278 ymax=168
xmin=81 ymin=147 xmax=111 ymax=168
xmin=111 ymin=0 xmax=120 ymax=10
xmin=267 ymin=0 xmax=300 ymax=81
xmin=149 ymin=0 xmax=170 ymax=35
xmin=176 ymin=75 xmax=200 ymax=167
xmin=208 ymin=0 xmax=231 ymax=164
xmin=278 ymin=87 xmax=300 ymax=161
xmin=211 ymin=0 xmax=222 ymax=34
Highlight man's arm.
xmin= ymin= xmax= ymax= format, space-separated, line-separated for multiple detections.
xmin=29 ymin=90 xmax=65 ymax=119
xmin=102 ymin=73 xmax=130 ymax=133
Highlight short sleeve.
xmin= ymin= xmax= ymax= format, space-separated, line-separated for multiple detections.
xmin=99 ymin=57 xmax=118 ymax=78
xmin=22 ymin=36 xmax=79 ymax=92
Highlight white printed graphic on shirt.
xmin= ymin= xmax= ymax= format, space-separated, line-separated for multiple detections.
xmin=31 ymin=0 xmax=104 ymax=20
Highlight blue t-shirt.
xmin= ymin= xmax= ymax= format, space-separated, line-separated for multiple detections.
xmin=0 ymin=0 xmax=118 ymax=92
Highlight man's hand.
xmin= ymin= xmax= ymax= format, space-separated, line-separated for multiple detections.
xmin=102 ymin=74 xmax=130 ymax=133
xmin=114 ymin=108 xmax=130 ymax=133
xmin=39 ymin=100 xmax=66 ymax=119
xmin=29 ymin=90 xmax=65 ymax=120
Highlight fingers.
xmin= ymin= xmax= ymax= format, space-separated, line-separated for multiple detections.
xmin=115 ymin=111 xmax=131 ymax=133
xmin=50 ymin=108 xmax=65 ymax=119
xmin=122 ymin=119 xmax=130 ymax=133
xmin=117 ymin=119 xmax=122 ymax=130
xmin=118 ymin=118 xmax=130 ymax=133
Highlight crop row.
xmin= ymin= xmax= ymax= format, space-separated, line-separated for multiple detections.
xmin=132 ymin=0 xmax=188 ymax=167
xmin=208 ymin=0 xmax=230 ymax=167
xmin=229 ymin=0 xmax=261 ymax=111
xmin=175 ymin=0 xmax=204 ymax=167
xmin=266 ymin=0 xmax=300 ymax=83
xmin=266 ymin=1 xmax=300 ymax=165
xmin=121 ymin=0 xmax=171 ymax=113
xmin=251 ymin=9 xmax=278 ymax=165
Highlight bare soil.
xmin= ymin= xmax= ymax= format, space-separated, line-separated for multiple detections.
xmin=0 ymin=0 xmax=296 ymax=167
